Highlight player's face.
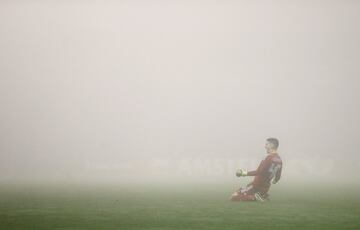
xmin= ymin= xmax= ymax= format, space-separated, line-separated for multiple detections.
xmin=265 ymin=141 xmax=273 ymax=152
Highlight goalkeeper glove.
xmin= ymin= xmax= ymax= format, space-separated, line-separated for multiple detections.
xmin=236 ymin=169 xmax=248 ymax=177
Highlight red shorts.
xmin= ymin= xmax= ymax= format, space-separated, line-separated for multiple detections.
xmin=229 ymin=191 xmax=256 ymax=201
xmin=229 ymin=183 xmax=269 ymax=202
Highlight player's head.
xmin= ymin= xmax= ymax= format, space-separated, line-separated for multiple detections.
xmin=265 ymin=138 xmax=279 ymax=152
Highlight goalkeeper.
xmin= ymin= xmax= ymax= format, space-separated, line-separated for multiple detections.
xmin=230 ymin=138 xmax=283 ymax=202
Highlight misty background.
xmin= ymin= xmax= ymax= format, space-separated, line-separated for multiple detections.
xmin=0 ymin=0 xmax=359 ymax=184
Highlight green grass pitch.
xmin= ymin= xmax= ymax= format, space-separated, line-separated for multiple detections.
xmin=0 ymin=182 xmax=359 ymax=230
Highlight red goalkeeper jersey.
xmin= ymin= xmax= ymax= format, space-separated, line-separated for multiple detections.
xmin=247 ymin=153 xmax=282 ymax=194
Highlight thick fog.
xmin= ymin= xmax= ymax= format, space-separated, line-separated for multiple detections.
xmin=0 ymin=0 xmax=359 ymax=184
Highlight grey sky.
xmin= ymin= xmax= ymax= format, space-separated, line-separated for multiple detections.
xmin=0 ymin=0 xmax=359 ymax=182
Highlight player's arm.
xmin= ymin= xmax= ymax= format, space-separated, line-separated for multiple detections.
xmin=272 ymin=166 xmax=282 ymax=184
xmin=236 ymin=157 xmax=269 ymax=177
xmin=247 ymin=158 xmax=269 ymax=176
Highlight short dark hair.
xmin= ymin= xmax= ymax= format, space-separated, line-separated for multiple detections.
xmin=267 ymin=138 xmax=279 ymax=149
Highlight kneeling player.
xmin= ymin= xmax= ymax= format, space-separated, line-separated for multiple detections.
xmin=230 ymin=138 xmax=283 ymax=202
